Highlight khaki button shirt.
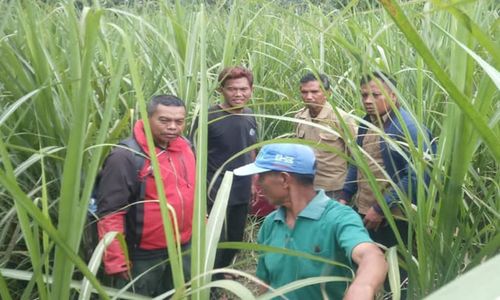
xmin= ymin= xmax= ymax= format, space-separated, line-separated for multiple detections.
xmin=355 ymin=115 xmax=391 ymax=214
xmin=295 ymin=102 xmax=357 ymax=191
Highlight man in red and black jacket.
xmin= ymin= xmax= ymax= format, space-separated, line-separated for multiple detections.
xmin=96 ymin=95 xmax=195 ymax=297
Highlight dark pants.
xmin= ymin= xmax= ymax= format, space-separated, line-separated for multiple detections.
xmin=114 ymin=243 xmax=191 ymax=297
xmin=210 ymin=203 xmax=249 ymax=278
xmin=359 ymin=212 xmax=410 ymax=298
xmin=366 ymin=218 xmax=409 ymax=248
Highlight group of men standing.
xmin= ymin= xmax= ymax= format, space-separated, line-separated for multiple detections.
xmin=95 ymin=66 xmax=434 ymax=299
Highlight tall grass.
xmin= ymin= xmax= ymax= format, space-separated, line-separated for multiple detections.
xmin=0 ymin=0 xmax=498 ymax=299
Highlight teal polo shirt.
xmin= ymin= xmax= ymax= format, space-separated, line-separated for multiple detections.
xmin=256 ymin=190 xmax=373 ymax=300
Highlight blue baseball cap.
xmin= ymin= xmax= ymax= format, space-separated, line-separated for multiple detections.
xmin=233 ymin=143 xmax=316 ymax=176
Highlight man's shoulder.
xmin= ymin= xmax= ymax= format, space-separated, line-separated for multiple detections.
xmin=260 ymin=210 xmax=279 ymax=230
xmin=318 ymin=103 xmax=351 ymax=122
xmin=109 ymin=142 xmax=138 ymax=159
xmin=169 ymin=136 xmax=195 ymax=157
xmin=100 ymin=144 xmax=138 ymax=175
xmin=242 ymin=107 xmax=254 ymax=114
xmin=387 ymin=108 xmax=419 ymax=134
xmin=323 ymin=201 xmax=360 ymax=222
xmin=208 ymin=104 xmax=223 ymax=116
xmin=177 ymin=136 xmax=193 ymax=148
xmin=295 ymin=107 xmax=309 ymax=119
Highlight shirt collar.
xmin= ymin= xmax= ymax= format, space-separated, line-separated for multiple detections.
xmin=297 ymin=102 xmax=334 ymax=121
xmin=315 ymin=102 xmax=334 ymax=120
xmin=273 ymin=189 xmax=330 ymax=222
xmin=369 ymin=111 xmax=391 ymax=128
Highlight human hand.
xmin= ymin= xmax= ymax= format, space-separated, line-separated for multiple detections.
xmin=112 ymin=270 xmax=130 ymax=281
xmin=337 ymin=198 xmax=348 ymax=205
xmin=363 ymin=206 xmax=384 ymax=231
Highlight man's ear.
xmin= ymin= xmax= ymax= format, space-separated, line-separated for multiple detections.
xmin=390 ymin=90 xmax=398 ymax=102
xmin=325 ymin=89 xmax=332 ymax=98
xmin=280 ymin=172 xmax=292 ymax=187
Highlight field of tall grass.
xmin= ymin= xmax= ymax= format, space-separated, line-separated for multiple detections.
xmin=0 ymin=0 xmax=498 ymax=299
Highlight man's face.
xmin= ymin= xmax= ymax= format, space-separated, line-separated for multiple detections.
xmin=149 ymin=104 xmax=186 ymax=148
xmin=300 ymin=80 xmax=328 ymax=112
xmin=360 ymin=80 xmax=397 ymax=117
xmin=257 ymin=172 xmax=288 ymax=206
xmin=220 ymin=77 xmax=253 ymax=109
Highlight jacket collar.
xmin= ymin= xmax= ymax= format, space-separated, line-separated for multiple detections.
xmin=133 ymin=120 xmax=186 ymax=156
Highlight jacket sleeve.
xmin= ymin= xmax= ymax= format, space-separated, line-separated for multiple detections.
xmin=380 ymin=170 xmax=412 ymax=211
xmin=97 ymin=211 xmax=130 ymax=275
xmin=341 ymin=124 xmax=365 ymax=202
xmin=96 ymin=149 xmax=137 ymax=216
xmin=380 ymin=117 xmax=433 ymax=209
xmin=96 ymin=148 xmax=137 ymax=274
xmin=341 ymin=163 xmax=358 ymax=202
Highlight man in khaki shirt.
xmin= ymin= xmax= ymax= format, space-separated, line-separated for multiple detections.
xmin=295 ymin=73 xmax=357 ymax=199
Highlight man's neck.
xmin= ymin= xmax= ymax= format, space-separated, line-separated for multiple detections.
xmin=219 ymin=103 xmax=244 ymax=114
xmin=153 ymin=138 xmax=169 ymax=150
xmin=283 ymin=187 xmax=317 ymax=228
xmin=308 ymin=104 xmax=324 ymax=118
xmin=370 ymin=109 xmax=393 ymax=128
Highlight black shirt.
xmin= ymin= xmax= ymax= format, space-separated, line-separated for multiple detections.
xmin=192 ymin=105 xmax=258 ymax=206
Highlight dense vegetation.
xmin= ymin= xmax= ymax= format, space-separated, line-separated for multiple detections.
xmin=0 ymin=0 xmax=498 ymax=299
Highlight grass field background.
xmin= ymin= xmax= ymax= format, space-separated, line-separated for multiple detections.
xmin=0 ymin=0 xmax=498 ymax=299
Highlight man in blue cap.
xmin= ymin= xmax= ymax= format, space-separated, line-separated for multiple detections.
xmin=234 ymin=143 xmax=387 ymax=300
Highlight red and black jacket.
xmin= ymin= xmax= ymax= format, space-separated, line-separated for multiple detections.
xmin=96 ymin=120 xmax=195 ymax=275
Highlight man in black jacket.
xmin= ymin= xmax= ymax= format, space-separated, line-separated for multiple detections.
xmin=191 ymin=66 xmax=258 ymax=279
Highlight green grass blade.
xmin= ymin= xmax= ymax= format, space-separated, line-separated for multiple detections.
xmin=0 ymin=171 xmax=108 ymax=299
xmin=424 ymin=254 xmax=500 ymax=300
xmin=52 ymin=7 xmax=104 ymax=299
xmin=386 ymin=246 xmax=401 ymax=300
xmin=379 ymin=0 xmax=500 ymax=161
xmin=0 ymin=270 xmax=13 ymax=300
xmin=445 ymin=5 xmax=500 ymax=66
xmin=190 ymin=6 xmax=209 ymax=300
xmin=0 ymin=129 xmax=47 ymax=300
xmin=79 ymin=232 xmax=118 ymax=300
xmin=196 ymin=279 xmax=255 ymax=300
xmin=257 ymin=276 xmax=351 ymax=300
xmin=433 ymin=22 xmax=500 ymax=89
xmin=0 ymin=268 xmax=144 ymax=300
xmin=205 ymin=172 xmax=233 ymax=275
xmin=0 ymin=89 xmax=40 ymax=126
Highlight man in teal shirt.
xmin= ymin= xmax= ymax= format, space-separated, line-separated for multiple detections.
xmin=234 ymin=143 xmax=387 ymax=299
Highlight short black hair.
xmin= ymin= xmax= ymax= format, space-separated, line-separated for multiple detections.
xmin=289 ymin=173 xmax=315 ymax=186
xmin=147 ymin=94 xmax=185 ymax=117
xmin=263 ymin=171 xmax=315 ymax=186
xmin=300 ymin=72 xmax=331 ymax=91
xmin=360 ymin=71 xmax=397 ymax=88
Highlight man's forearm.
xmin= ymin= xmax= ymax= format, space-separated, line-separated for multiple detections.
xmin=345 ymin=243 xmax=387 ymax=300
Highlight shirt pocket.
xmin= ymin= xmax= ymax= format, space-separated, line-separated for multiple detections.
xmin=319 ymin=131 xmax=340 ymax=144
xmin=298 ymin=248 xmax=330 ymax=278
